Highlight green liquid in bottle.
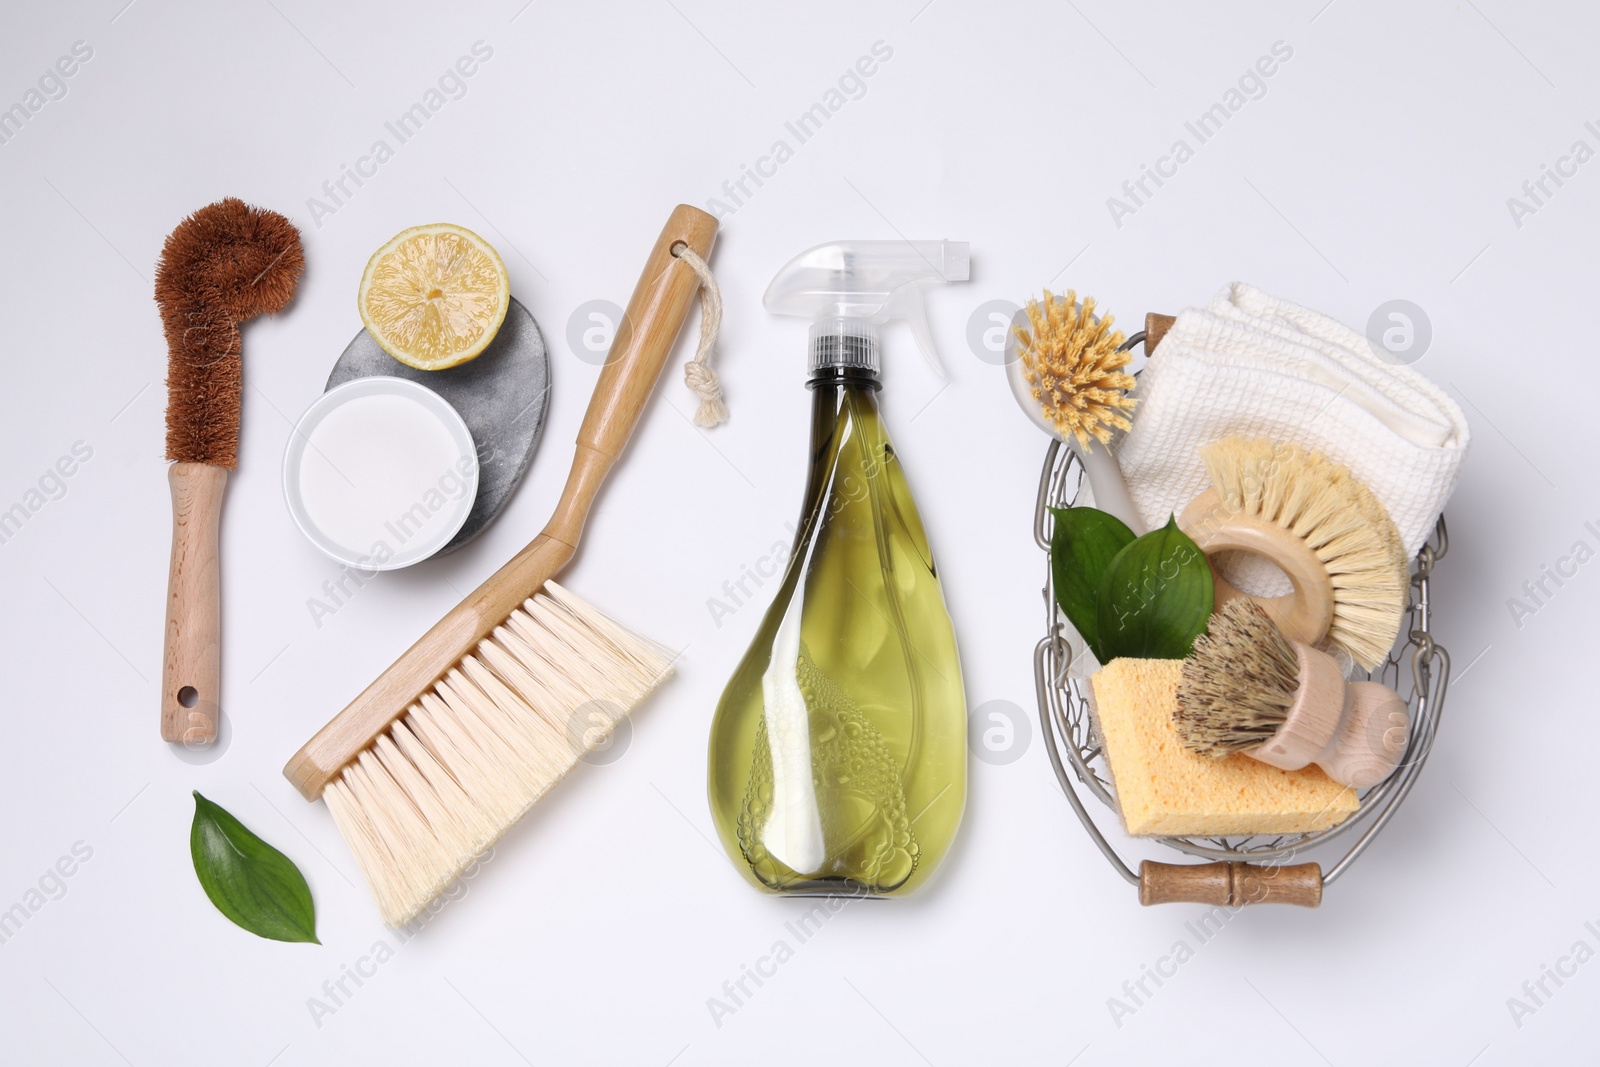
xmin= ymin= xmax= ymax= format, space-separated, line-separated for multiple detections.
xmin=708 ymin=369 xmax=967 ymax=896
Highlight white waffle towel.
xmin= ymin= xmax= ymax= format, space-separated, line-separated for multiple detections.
xmin=1091 ymin=283 xmax=1469 ymax=560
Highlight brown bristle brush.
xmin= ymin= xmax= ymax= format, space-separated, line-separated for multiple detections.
xmin=1174 ymin=599 xmax=1410 ymax=790
xmin=156 ymin=198 xmax=304 ymax=743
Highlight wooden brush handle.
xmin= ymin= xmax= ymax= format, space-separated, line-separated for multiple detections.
xmin=283 ymin=205 xmax=717 ymax=800
xmin=1253 ymin=643 xmax=1409 ymax=790
xmin=1139 ymin=861 xmax=1322 ymax=907
xmin=1179 ymin=488 xmax=1336 ymax=648
xmin=161 ymin=462 xmax=226 ymax=744
xmin=541 ymin=206 xmax=718 ymax=546
xmin=1315 ymin=680 xmax=1409 ymax=790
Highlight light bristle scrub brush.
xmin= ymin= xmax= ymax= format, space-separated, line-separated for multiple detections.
xmin=156 ymin=198 xmax=304 ymax=743
xmin=1174 ymin=600 xmax=1409 ymax=790
xmin=1179 ymin=437 xmax=1409 ymax=671
xmin=283 ymin=206 xmax=715 ymax=925
xmin=1005 ymin=290 xmax=1143 ymax=532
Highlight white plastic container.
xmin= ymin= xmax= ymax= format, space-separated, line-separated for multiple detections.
xmin=283 ymin=376 xmax=478 ymax=570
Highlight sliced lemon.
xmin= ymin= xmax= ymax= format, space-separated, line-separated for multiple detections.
xmin=358 ymin=223 xmax=510 ymax=371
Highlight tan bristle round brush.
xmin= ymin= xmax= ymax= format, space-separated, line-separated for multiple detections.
xmin=1005 ymin=290 xmax=1144 ymax=532
xmin=1179 ymin=437 xmax=1409 ymax=670
xmin=1175 ymin=599 xmax=1409 ymax=790
xmin=155 ymin=198 xmax=304 ymax=743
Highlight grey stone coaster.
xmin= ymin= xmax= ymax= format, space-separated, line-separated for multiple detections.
xmin=325 ymin=296 xmax=550 ymax=554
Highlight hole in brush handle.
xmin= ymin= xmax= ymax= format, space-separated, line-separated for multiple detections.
xmin=161 ymin=462 xmax=225 ymax=745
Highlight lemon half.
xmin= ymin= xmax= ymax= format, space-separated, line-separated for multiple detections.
xmin=358 ymin=223 xmax=510 ymax=371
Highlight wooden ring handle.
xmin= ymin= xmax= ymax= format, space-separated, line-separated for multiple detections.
xmin=1178 ymin=488 xmax=1336 ymax=648
xmin=162 ymin=461 xmax=226 ymax=744
xmin=1139 ymin=861 xmax=1322 ymax=907
xmin=284 ymin=205 xmax=717 ymax=800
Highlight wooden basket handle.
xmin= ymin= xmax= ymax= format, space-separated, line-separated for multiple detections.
xmin=1144 ymin=312 xmax=1175 ymax=353
xmin=1139 ymin=860 xmax=1323 ymax=907
xmin=284 ymin=205 xmax=717 ymax=800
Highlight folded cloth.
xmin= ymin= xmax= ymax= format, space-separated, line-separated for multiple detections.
xmin=1084 ymin=283 xmax=1469 ymax=561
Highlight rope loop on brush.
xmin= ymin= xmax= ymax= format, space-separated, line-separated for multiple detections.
xmin=672 ymin=244 xmax=727 ymax=428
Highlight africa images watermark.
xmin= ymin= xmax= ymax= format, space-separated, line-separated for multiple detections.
xmin=705 ymin=40 xmax=894 ymax=220
xmin=1 ymin=440 xmax=94 ymax=547
xmin=0 ymin=40 xmax=94 ymax=148
xmin=1105 ymin=901 xmax=1242 ymax=1027
xmin=1505 ymin=916 xmax=1600 ymax=1029
xmin=303 ymin=455 xmax=476 ymax=629
xmin=1504 ymin=519 xmax=1600 ymax=630
xmin=304 ymin=41 xmax=495 ymax=228
xmin=705 ymin=521 xmax=798 ymax=629
xmin=1505 ymin=119 xmax=1600 ymax=230
xmin=705 ymin=883 xmax=871 ymax=1028
xmin=706 ymin=440 xmax=898 ymax=630
xmin=305 ymin=847 xmax=495 ymax=1028
xmin=0 ymin=841 xmax=94 ymax=947
xmin=1107 ymin=40 xmax=1295 ymax=228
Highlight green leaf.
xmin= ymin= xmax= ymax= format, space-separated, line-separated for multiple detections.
xmin=190 ymin=792 xmax=319 ymax=944
xmin=1095 ymin=515 xmax=1214 ymax=660
xmin=1048 ymin=506 xmax=1135 ymax=662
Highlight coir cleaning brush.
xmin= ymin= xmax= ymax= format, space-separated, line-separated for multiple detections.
xmin=1175 ymin=599 xmax=1409 ymax=790
xmin=156 ymin=198 xmax=304 ymax=743
xmin=284 ymin=206 xmax=715 ymax=925
xmin=1006 ymin=290 xmax=1144 ymax=532
xmin=1179 ymin=437 xmax=1409 ymax=671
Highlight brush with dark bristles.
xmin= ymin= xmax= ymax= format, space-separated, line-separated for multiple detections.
xmin=1174 ymin=600 xmax=1410 ymax=790
xmin=156 ymin=198 xmax=304 ymax=743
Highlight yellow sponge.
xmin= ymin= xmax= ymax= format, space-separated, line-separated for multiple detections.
xmin=1090 ymin=658 xmax=1358 ymax=837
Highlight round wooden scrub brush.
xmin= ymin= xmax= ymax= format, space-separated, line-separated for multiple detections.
xmin=156 ymin=198 xmax=304 ymax=743
xmin=1175 ymin=599 xmax=1409 ymax=790
xmin=1005 ymin=289 xmax=1144 ymax=532
xmin=1178 ymin=437 xmax=1409 ymax=671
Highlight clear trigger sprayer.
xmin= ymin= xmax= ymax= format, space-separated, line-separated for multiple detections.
xmin=706 ymin=240 xmax=970 ymax=897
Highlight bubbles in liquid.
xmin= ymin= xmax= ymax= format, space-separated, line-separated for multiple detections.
xmin=738 ymin=648 xmax=918 ymax=892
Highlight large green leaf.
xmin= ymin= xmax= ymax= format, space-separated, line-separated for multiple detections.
xmin=1095 ymin=515 xmax=1214 ymax=660
xmin=1048 ymin=506 xmax=1135 ymax=662
xmin=190 ymin=792 xmax=319 ymax=944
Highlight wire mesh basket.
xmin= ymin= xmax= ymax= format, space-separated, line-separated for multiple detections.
xmin=1031 ymin=332 xmax=1451 ymax=907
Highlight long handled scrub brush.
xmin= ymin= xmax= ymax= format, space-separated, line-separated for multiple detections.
xmin=284 ymin=206 xmax=717 ymax=925
xmin=1005 ymin=290 xmax=1144 ymax=533
xmin=156 ymin=199 xmax=304 ymax=743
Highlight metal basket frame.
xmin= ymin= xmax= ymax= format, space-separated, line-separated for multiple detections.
xmin=1031 ymin=347 xmax=1451 ymax=891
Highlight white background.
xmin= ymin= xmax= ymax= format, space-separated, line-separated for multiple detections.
xmin=1 ymin=1 xmax=1595 ymax=1064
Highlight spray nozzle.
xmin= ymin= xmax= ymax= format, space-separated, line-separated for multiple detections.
xmin=764 ymin=240 xmax=970 ymax=379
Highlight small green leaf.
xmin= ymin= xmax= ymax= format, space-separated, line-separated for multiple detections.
xmin=190 ymin=792 xmax=319 ymax=944
xmin=1048 ymin=506 xmax=1135 ymax=662
xmin=1095 ymin=515 xmax=1214 ymax=660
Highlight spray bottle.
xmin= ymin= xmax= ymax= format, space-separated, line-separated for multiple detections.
xmin=707 ymin=241 xmax=970 ymax=896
